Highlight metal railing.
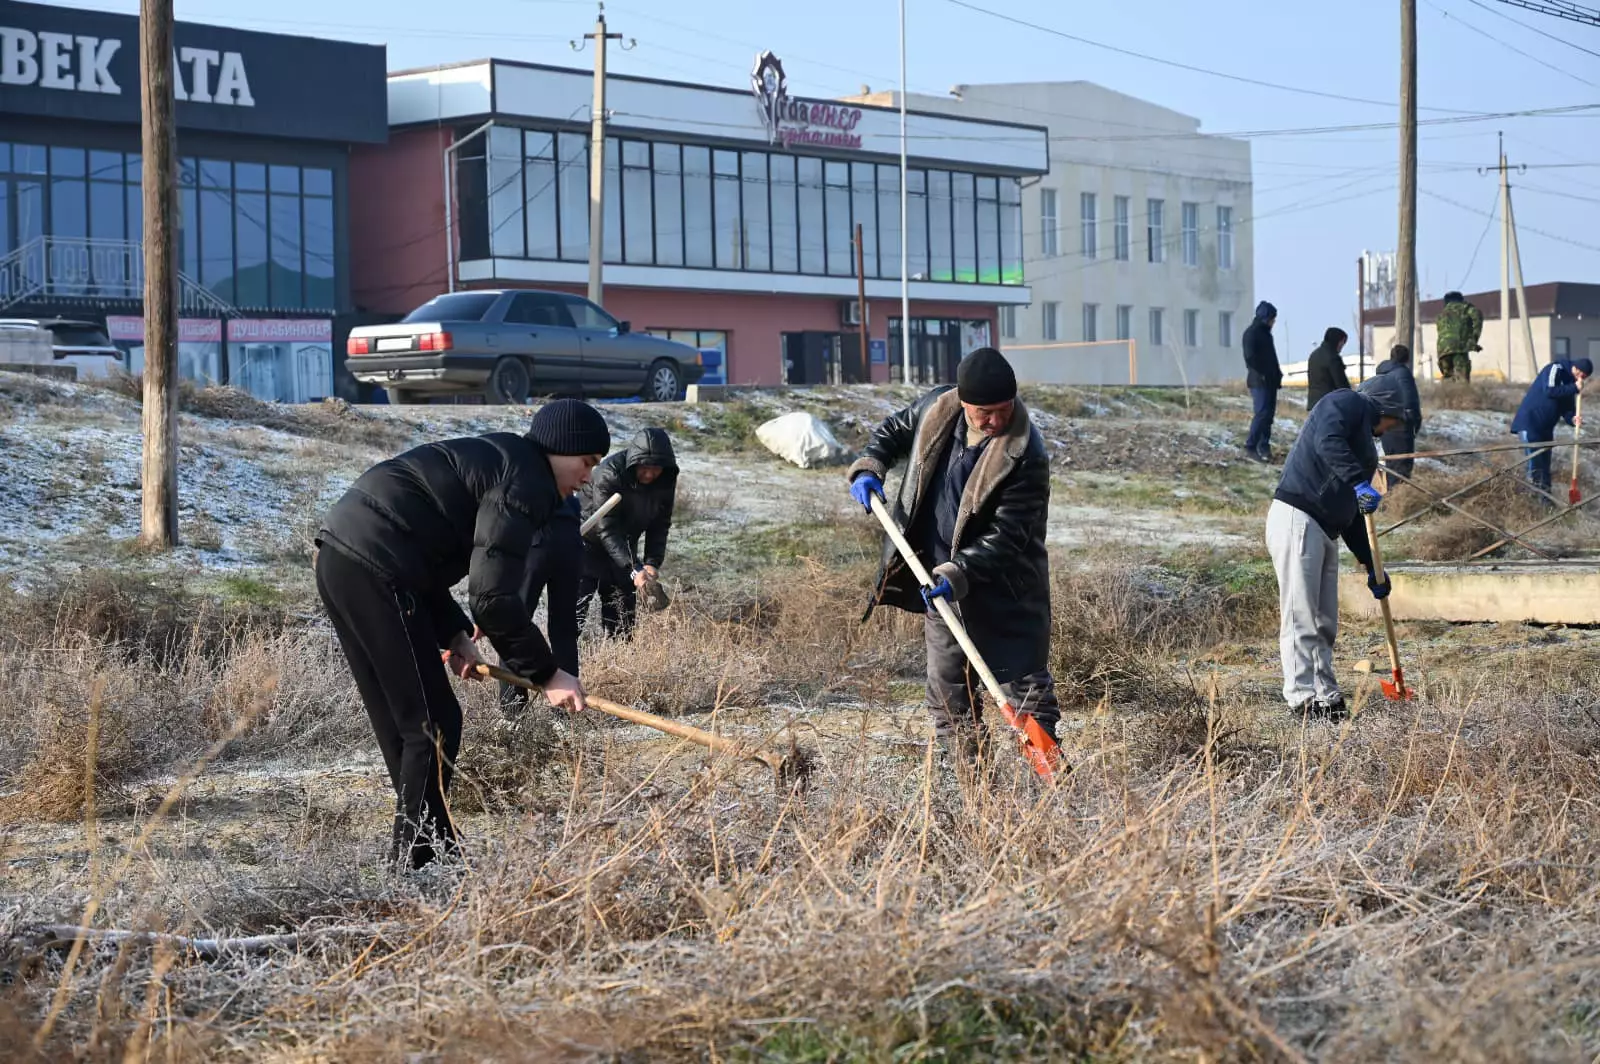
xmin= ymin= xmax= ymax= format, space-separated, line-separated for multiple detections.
xmin=0 ymin=236 xmax=233 ymax=315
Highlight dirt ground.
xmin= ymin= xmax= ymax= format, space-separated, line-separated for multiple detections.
xmin=3 ymin=372 xmax=1600 ymax=1062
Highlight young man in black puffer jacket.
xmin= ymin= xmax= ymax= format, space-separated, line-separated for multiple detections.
xmin=578 ymin=427 xmax=679 ymax=639
xmin=315 ymin=399 xmax=609 ymax=870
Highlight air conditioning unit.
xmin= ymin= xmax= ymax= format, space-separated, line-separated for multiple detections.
xmin=840 ymin=299 xmax=863 ymax=328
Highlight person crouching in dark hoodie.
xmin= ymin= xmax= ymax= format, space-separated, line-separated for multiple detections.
xmin=315 ymin=399 xmax=609 ymax=870
xmin=1375 ymin=344 xmax=1423 ymax=479
xmin=578 ymin=427 xmax=679 ymax=639
xmin=1265 ymin=374 xmax=1409 ymax=720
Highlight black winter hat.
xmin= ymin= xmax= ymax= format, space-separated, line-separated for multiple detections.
xmin=527 ymin=399 xmax=611 ymax=457
xmin=956 ymin=346 xmax=1017 ymax=406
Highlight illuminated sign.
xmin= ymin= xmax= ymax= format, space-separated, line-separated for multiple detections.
xmin=752 ymin=51 xmax=863 ymax=151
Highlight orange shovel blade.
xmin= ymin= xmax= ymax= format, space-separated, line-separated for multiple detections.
xmin=1571 ymin=482 xmax=1582 ymax=505
xmin=998 ymin=702 xmax=1065 ymax=778
xmin=1379 ymin=669 xmax=1416 ymax=701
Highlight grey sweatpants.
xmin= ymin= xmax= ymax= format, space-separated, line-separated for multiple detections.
xmin=1265 ymin=500 xmax=1341 ymax=708
xmin=924 ymin=609 xmax=1060 ymax=738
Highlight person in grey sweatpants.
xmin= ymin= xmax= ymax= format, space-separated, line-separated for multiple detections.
xmin=1266 ymin=374 xmax=1410 ymax=718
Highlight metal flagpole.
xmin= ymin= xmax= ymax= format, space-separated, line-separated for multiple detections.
xmin=899 ymin=0 xmax=912 ymax=385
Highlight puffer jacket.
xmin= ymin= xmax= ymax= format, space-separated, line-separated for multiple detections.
xmin=317 ymin=433 xmax=564 ymax=683
xmin=1272 ymin=385 xmax=1396 ymax=571
xmin=1375 ymin=356 xmax=1423 ymax=434
xmin=848 ymin=387 xmax=1052 ymax=684
xmin=580 ymin=428 xmax=679 ymax=572
xmin=1305 ymin=341 xmax=1352 ymax=411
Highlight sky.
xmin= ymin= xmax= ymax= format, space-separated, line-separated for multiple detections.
xmin=68 ymin=0 xmax=1600 ymax=361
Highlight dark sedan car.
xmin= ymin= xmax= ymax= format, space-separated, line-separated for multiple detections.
xmin=346 ymin=289 xmax=705 ymax=404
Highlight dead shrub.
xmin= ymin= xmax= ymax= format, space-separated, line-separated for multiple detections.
xmin=6 ymin=682 xmax=135 ymax=823
xmin=1419 ymin=379 xmax=1522 ymax=413
xmin=449 ymin=711 xmax=573 ymax=815
xmin=1403 ymin=473 xmax=1553 ymax=561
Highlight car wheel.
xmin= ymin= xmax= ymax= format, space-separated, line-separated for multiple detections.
xmin=643 ymin=359 xmax=683 ymax=402
xmin=387 ymin=387 xmax=426 ymax=405
xmin=487 ymin=357 xmax=533 ymax=405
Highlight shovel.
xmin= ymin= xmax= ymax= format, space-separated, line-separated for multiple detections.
xmin=1364 ymin=472 xmax=1415 ymax=702
xmin=1571 ymin=393 xmax=1583 ymax=505
xmin=866 ymin=495 xmax=1063 ymax=778
xmin=470 ymin=662 xmax=812 ymax=790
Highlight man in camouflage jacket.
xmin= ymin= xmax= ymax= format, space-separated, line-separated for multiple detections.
xmin=1436 ymin=291 xmax=1484 ymax=382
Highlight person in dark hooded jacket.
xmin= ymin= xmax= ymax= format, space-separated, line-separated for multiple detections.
xmin=1304 ymin=327 xmax=1352 ymax=412
xmin=316 ymin=399 xmax=609 ymax=870
xmin=578 ymin=427 xmax=679 ymax=639
xmin=1242 ymin=301 xmax=1282 ymax=461
xmin=847 ymin=347 xmax=1057 ymax=765
xmin=1266 ymin=374 xmax=1409 ymax=719
xmin=1511 ymin=356 xmax=1591 ymax=495
xmin=1375 ymin=344 xmax=1423 ymax=478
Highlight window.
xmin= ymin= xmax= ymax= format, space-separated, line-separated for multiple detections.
xmin=1080 ymin=192 xmax=1097 ymax=259
xmin=825 ymin=160 xmax=852 ymax=276
xmin=652 ymin=143 xmax=683 ymax=266
xmin=1114 ymin=195 xmax=1130 ymax=261
xmin=713 ymin=149 xmax=742 ymax=270
xmin=1000 ymin=178 xmax=1022 ymax=284
xmin=1039 ymin=187 xmax=1058 ymax=258
xmin=797 ymin=157 xmax=824 ymax=275
xmin=769 ymin=154 xmax=797 ymax=272
xmin=928 ymin=170 xmax=953 ymax=282
xmin=502 ymin=291 xmax=570 ymax=326
xmin=1181 ymin=201 xmax=1199 ymax=267
xmin=603 ymin=136 xmax=621 ymax=265
xmin=269 ymin=165 xmax=303 ymax=307
xmin=524 ymin=133 xmax=559 ymax=261
xmin=877 ymin=164 xmax=900 ymax=281
xmin=1082 ymin=302 xmax=1098 ymax=343
xmin=1555 ymin=337 xmax=1571 ymax=358
xmin=1219 ymin=311 xmax=1234 ymax=348
xmin=977 ymin=175 xmax=1000 ymax=284
xmin=1149 ymin=307 xmax=1164 ymax=346
xmin=1184 ymin=309 xmax=1200 ymax=347
xmin=303 ymin=170 xmax=335 ymax=310
xmin=621 ymin=140 xmax=653 ymax=265
xmin=952 ymin=172 xmax=976 ymax=283
xmin=1000 ymin=305 xmax=1017 ymax=339
xmin=1042 ymin=301 xmax=1059 ymax=341
xmin=558 ymin=132 xmax=589 ymax=262
xmin=234 ymin=162 xmax=267 ymax=305
xmin=907 ymin=169 xmax=928 ymax=279
xmin=559 ymin=294 xmax=620 ymax=331
xmin=743 ymin=152 xmax=771 ymax=272
xmin=487 ymin=125 xmax=524 ymax=259
xmin=1218 ymin=206 xmax=1235 ymax=270
xmin=853 ymin=162 xmax=878 ymax=277
xmin=1147 ymin=198 xmax=1165 ymax=263
xmin=405 ymin=291 xmax=501 ymax=322
xmin=682 ymin=146 xmax=712 ymax=267
xmin=1116 ymin=305 xmax=1132 ymax=342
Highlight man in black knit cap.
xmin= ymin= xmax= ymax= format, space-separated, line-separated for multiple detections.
xmin=847 ymin=347 xmax=1058 ymax=764
xmin=316 ymin=398 xmax=610 ymax=870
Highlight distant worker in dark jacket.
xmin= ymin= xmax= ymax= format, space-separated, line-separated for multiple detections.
xmin=1304 ymin=327 xmax=1352 ymax=412
xmin=316 ymin=399 xmax=610 ymax=870
xmin=1511 ymin=356 xmax=1591 ymax=495
xmin=578 ymin=427 xmax=679 ymax=639
xmin=1375 ymin=344 xmax=1423 ymax=479
xmin=1436 ymin=291 xmax=1484 ymax=382
xmin=1266 ymin=375 xmax=1410 ymax=719
xmin=847 ymin=347 xmax=1057 ymax=764
xmin=499 ymin=495 xmax=584 ymax=717
xmin=1242 ymin=301 xmax=1283 ymax=462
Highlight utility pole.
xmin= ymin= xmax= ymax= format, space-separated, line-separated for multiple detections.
xmin=1396 ymin=0 xmax=1418 ymax=352
xmin=1507 ymin=172 xmax=1538 ymax=381
xmin=855 ymin=222 xmax=869 ymax=383
xmin=1499 ymin=133 xmax=1512 ymax=379
xmin=1357 ymin=254 xmax=1367 ymax=379
xmin=575 ymin=5 xmax=629 ymax=307
xmin=139 ymin=0 xmax=178 ymax=548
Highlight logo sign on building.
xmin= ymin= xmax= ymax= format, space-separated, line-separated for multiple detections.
xmin=227 ymin=318 xmax=334 ymax=344
xmin=106 ymin=316 xmax=223 ymax=343
xmin=751 ymin=51 xmax=863 ymax=151
xmin=0 ymin=0 xmax=386 ymax=143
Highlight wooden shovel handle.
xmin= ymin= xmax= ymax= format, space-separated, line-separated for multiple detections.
xmin=1573 ymin=393 xmax=1583 ymax=481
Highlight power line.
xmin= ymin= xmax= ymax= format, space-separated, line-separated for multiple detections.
xmin=1489 ymin=0 xmax=1600 ymax=29
xmin=1456 ymin=189 xmax=1502 ymax=289
xmin=1424 ymin=187 xmax=1600 ymax=254
xmin=1429 ymin=0 xmax=1600 ymax=86
xmin=1469 ymin=0 xmax=1600 ymax=58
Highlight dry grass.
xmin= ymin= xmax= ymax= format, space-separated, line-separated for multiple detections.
xmin=1418 ymin=379 xmax=1524 ymax=414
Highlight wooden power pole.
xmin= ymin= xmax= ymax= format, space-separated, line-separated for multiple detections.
xmin=580 ymin=5 xmax=625 ymax=308
xmin=855 ymin=223 xmax=869 ymax=383
xmin=139 ymin=0 xmax=179 ymax=548
xmin=1396 ymin=0 xmax=1418 ymax=352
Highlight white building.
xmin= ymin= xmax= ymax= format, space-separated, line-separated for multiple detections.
xmin=848 ymin=82 xmax=1254 ymax=386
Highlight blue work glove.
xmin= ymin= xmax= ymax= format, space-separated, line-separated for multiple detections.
xmin=921 ymin=576 xmax=954 ymax=610
xmin=850 ymin=473 xmax=885 ymax=513
xmin=1354 ymin=480 xmax=1382 ymax=514
xmin=1367 ymin=567 xmax=1392 ymax=600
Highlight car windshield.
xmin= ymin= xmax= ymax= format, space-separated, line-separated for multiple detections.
xmin=401 ymin=292 xmax=499 ymax=323
xmin=48 ymin=324 xmax=114 ymax=347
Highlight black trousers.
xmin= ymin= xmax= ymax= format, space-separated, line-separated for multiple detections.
xmin=577 ymin=545 xmax=637 ymax=639
xmin=1381 ymin=427 xmax=1415 ymax=480
xmin=316 ymin=546 xmax=462 ymax=869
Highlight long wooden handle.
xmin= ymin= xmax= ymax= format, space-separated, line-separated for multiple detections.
xmin=866 ymin=495 xmax=1060 ymax=777
xmin=1573 ymin=393 xmax=1583 ymax=481
xmin=579 ymin=493 xmax=622 ymax=536
xmin=474 ymin=663 xmax=776 ymax=768
xmin=1364 ymin=512 xmax=1403 ymax=678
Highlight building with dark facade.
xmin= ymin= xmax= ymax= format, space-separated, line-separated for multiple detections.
xmin=350 ymin=56 xmax=1048 ymax=387
xmin=0 ymin=0 xmax=386 ymax=400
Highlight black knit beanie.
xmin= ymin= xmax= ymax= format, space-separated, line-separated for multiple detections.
xmin=957 ymin=346 xmax=1017 ymax=406
xmin=527 ymin=399 xmax=611 ymax=456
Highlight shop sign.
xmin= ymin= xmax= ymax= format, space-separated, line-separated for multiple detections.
xmin=0 ymin=27 xmax=254 ymax=105
xmin=752 ymin=51 xmax=863 ymax=151
xmin=227 ymin=318 xmax=333 ymax=343
xmin=106 ymin=315 xmax=223 ymax=343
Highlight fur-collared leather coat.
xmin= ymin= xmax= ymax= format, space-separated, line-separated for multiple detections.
xmin=848 ymin=386 xmax=1052 ymax=684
